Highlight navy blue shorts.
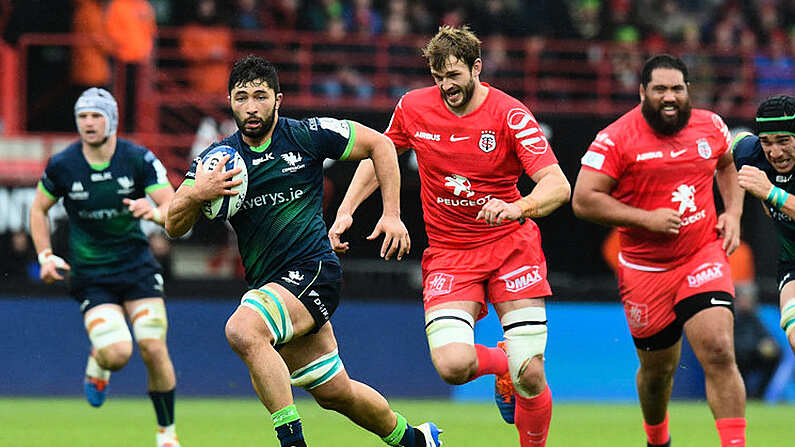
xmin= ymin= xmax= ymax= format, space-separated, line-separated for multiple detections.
xmin=70 ymin=264 xmax=165 ymax=313
xmin=777 ymin=260 xmax=795 ymax=292
xmin=267 ymin=253 xmax=342 ymax=332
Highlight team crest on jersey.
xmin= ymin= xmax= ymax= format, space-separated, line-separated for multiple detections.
xmin=281 ymin=152 xmax=306 ymax=173
xmin=479 ymin=130 xmax=497 ymax=153
xmin=697 ymin=138 xmax=712 ymax=159
xmin=117 ymin=176 xmax=134 ymax=194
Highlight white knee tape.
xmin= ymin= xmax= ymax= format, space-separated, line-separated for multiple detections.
xmin=502 ymin=307 xmax=548 ymax=397
xmin=781 ymin=298 xmax=795 ymax=337
xmin=85 ymin=307 xmax=132 ymax=349
xmin=291 ymin=349 xmax=345 ymax=390
xmin=425 ymin=309 xmax=475 ymax=350
xmin=240 ymin=287 xmax=295 ymax=345
xmin=130 ymin=301 xmax=168 ymax=341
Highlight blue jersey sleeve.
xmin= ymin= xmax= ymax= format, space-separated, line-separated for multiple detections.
xmin=142 ymin=150 xmax=172 ymax=193
xmin=304 ymin=117 xmax=356 ymax=161
xmin=731 ymin=132 xmax=763 ymax=170
xmin=38 ymin=158 xmax=64 ymax=200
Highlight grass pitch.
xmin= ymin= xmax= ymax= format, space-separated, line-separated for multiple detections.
xmin=1 ymin=398 xmax=791 ymax=446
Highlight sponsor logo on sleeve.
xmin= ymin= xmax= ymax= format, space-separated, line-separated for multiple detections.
xmin=581 ymin=151 xmax=606 ymax=170
xmin=318 ymin=117 xmax=350 ymax=138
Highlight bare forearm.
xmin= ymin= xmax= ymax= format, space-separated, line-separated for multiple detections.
xmin=516 ymin=174 xmax=571 ymax=218
xmin=716 ymin=163 xmax=743 ymax=219
xmin=165 ymin=189 xmax=202 ymax=237
xmin=573 ymin=191 xmax=651 ymax=228
xmin=370 ymin=145 xmax=401 ymax=217
xmin=29 ymin=208 xmax=52 ymax=254
xmin=337 ymin=159 xmax=382 ymax=216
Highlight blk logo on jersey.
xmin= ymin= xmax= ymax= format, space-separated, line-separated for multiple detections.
xmin=624 ymin=301 xmax=648 ymax=328
xmin=444 ymin=174 xmax=475 ymax=197
xmin=425 ymin=273 xmax=453 ymax=297
xmin=499 ymin=265 xmax=543 ymax=293
xmin=479 ymin=130 xmax=496 ymax=152
xmin=687 ymin=262 xmax=724 ymax=288
xmin=91 ymin=171 xmax=112 ymax=182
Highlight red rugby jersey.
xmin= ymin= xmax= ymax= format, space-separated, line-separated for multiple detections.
xmin=385 ymin=83 xmax=558 ymax=249
xmin=581 ymin=105 xmax=732 ymax=267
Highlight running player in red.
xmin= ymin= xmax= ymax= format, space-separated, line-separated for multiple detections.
xmin=572 ymin=54 xmax=746 ymax=447
xmin=329 ymin=26 xmax=570 ymax=447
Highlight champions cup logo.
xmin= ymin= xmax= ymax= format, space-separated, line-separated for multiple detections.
xmin=499 ymin=265 xmax=543 ymax=293
xmin=687 ymin=262 xmax=724 ymax=288
xmin=426 ymin=273 xmax=453 ymax=297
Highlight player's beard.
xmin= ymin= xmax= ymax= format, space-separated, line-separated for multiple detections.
xmin=441 ymin=77 xmax=476 ymax=110
xmin=641 ymin=97 xmax=692 ymax=136
xmin=236 ymin=103 xmax=277 ymax=139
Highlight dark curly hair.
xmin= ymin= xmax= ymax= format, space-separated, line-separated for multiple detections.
xmin=640 ymin=54 xmax=689 ymax=88
xmin=228 ymin=55 xmax=280 ymax=94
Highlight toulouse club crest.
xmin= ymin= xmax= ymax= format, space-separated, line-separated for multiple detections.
xmin=697 ymin=138 xmax=712 ymax=159
xmin=479 ymin=130 xmax=496 ymax=153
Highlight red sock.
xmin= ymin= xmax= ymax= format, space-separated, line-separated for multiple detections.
xmin=643 ymin=413 xmax=670 ymax=445
xmin=515 ymin=385 xmax=552 ymax=447
xmin=473 ymin=344 xmax=508 ymax=379
xmin=716 ymin=417 xmax=746 ymax=447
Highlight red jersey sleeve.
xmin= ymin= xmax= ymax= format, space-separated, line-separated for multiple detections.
xmin=384 ymin=96 xmax=410 ymax=150
xmin=709 ymin=112 xmax=732 ymax=157
xmin=581 ymin=128 xmax=626 ymax=180
xmin=504 ymin=106 xmax=558 ymax=176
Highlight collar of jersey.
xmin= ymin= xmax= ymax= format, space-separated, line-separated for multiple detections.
xmin=249 ymin=138 xmax=272 ymax=153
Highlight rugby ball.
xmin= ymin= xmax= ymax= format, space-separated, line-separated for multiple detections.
xmin=200 ymin=145 xmax=248 ymax=220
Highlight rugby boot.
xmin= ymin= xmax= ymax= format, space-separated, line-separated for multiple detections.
xmin=494 ymin=341 xmax=516 ymax=423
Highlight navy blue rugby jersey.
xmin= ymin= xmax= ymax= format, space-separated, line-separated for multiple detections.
xmin=733 ymin=133 xmax=795 ymax=261
xmin=39 ymin=139 xmax=171 ymax=279
xmin=184 ymin=116 xmax=355 ymax=287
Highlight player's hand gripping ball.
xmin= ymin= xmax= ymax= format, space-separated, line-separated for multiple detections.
xmin=201 ymin=145 xmax=248 ymax=220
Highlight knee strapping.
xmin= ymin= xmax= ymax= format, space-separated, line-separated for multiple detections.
xmin=425 ymin=308 xmax=475 ymax=350
xmin=240 ymin=287 xmax=294 ymax=346
xmin=85 ymin=307 xmax=132 ymax=349
xmin=781 ymin=298 xmax=795 ymax=337
xmin=130 ymin=301 xmax=168 ymax=341
xmin=501 ymin=307 xmax=548 ymax=397
xmin=290 ymin=349 xmax=345 ymax=390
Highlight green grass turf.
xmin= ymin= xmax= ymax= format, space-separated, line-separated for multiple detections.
xmin=0 ymin=398 xmax=792 ymax=446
